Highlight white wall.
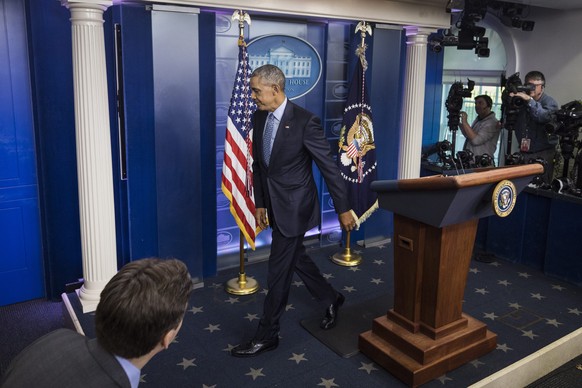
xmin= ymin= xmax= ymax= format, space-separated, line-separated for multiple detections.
xmin=501 ymin=8 xmax=582 ymax=106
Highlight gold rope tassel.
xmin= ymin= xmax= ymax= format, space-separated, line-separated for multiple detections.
xmin=225 ymin=231 xmax=259 ymax=295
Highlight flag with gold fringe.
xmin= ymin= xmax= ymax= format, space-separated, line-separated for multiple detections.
xmin=337 ymin=41 xmax=378 ymax=224
xmin=221 ymin=39 xmax=259 ymax=249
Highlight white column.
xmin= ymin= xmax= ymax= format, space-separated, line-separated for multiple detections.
xmin=62 ymin=0 xmax=117 ymax=313
xmin=398 ymin=26 xmax=435 ymax=179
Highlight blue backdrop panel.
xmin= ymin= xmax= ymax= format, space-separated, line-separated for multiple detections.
xmin=521 ymin=193 xmax=551 ymax=269
xmin=27 ymin=0 xmax=83 ymax=300
xmin=544 ymin=197 xmax=582 ymax=286
xmin=115 ymin=4 xmax=158 ymax=262
xmin=363 ymin=26 xmax=405 ymax=242
xmin=151 ymin=9 xmax=205 ymax=280
xmin=485 ymin=194 xmax=527 ymax=262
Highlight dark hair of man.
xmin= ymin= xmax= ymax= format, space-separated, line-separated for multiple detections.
xmin=475 ymin=94 xmax=493 ymax=109
xmin=95 ymin=258 xmax=193 ymax=359
xmin=250 ymin=64 xmax=286 ymax=91
xmin=525 ymin=70 xmax=546 ymax=86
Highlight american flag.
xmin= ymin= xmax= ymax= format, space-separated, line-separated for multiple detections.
xmin=221 ymin=43 xmax=258 ymax=249
xmin=346 ymin=139 xmax=360 ymax=159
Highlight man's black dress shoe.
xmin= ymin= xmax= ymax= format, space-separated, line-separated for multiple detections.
xmin=320 ymin=293 xmax=345 ymax=330
xmin=231 ymin=337 xmax=279 ymax=357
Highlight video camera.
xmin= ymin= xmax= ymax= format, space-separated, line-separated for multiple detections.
xmin=446 ymin=79 xmax=475 ymax=119
xmin=445 ymin=79 xmax=475 ymax=152
xmin=545 ymin=100 xmax=582 ymax=137
xmin=501 ymin=73 xmax=535 ymax=130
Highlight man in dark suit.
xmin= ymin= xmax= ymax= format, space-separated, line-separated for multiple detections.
xmin=231 ymin=64 xmax=357 ymax=358
xmin=1 ymin=258 xmax=194 ymax=387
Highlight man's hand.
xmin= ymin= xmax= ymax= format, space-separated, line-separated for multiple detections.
xmin=339 ymin=211 xmax=358 ymax=232
xmin=510 ymin=91 xmax=532 ymax=102
xmin=255 ymin=208 xmax=269 ymax=230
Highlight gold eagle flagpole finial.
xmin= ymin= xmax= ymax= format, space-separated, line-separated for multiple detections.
xmin=232 ymin=9 xmax=251 ymax=46
xmin=355 ymin=21 xmax=372 ymax=71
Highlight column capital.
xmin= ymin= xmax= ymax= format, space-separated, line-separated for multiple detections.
xmin=403 ymin=26 xmax=437 ymax=37
xmin=60 ymin=0 xmax=112 ymax=10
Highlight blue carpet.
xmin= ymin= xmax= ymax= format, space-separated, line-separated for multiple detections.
xmin=69 ymin=243 xmax=582 ymax=387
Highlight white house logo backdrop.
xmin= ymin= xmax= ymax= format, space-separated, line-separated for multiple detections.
xmin=247 ymin=35 xmax=322 ymax=99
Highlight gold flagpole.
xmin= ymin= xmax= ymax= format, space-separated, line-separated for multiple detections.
xmin=226 ymin=231 xmax=259 ymax=294
xmin=225 ymin=10 xmax=259 ymax=295
xmin=332 ymin=21 xmax=372 ymax=267
xmin=332 ymin=230 xmax=362 ymax=266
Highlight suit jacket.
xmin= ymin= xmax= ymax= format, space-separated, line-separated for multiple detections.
xmin=252 ymin=101 xmax=349 ymax=237
xmin=1 ymin=328 xmax=131 ymax=388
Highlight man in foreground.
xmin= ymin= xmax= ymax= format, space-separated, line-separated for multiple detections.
xmin=1 ymin=258 xmax=194 ymax=387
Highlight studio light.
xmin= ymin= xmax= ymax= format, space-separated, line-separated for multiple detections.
xmin=446 ymin=0 xmax=465 ymax=13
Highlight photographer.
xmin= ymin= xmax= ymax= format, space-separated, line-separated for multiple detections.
xmin=510 ymin=70 xmax=559 ymax=185
xmin=459 ymin=94 xmax=500 ymax=164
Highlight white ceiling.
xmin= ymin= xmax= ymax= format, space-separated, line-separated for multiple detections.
xmin=504 ymin=0 xmax=582 ymax=10
xmin=409 ymin=0 xmax=582 ymax=10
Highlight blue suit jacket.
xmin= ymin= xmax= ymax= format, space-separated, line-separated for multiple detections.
xmin=1 ymin=328 xmax=130 ymax=388
xmin=252 ymin=101 xmax=349 ymax=237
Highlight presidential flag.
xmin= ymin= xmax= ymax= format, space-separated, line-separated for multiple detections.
xmin=221 ymin=42 xmax=258 ymax=249
xmin=337 ymin=47 xmax=378 ymax=224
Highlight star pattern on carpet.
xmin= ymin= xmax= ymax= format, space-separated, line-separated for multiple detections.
xmin=189 ymin=306 xmax=204 ymax=314
xmin=437 ymin=374 xmax=453 ymax=384
xmin=318 ymin=377 xmax=339 ymax=387
xmin=497 ymin=343 xmax=513 ymax=352
xmin=475 ymin=288 xmax=489 ymax=295
xmin=289 ymin=352 xmax=308 ymax=364
xmin=177 ymin=357 xmax=196 ymax=370
xmin=246 ymin=367 xmax=265 ymax=380
xmin=222 ymin=344 xmax=236 ymax=352
xmin=546 ymin=318 xmax=563 ymax=327
xmin=244 ymin=313 xmax=259 ymax=321
xmin=483 ymin=312 xmax=498 ymax=320
xmin=470 ymin=359 xmax=485 ymax=368
xmin=204 ymin=323 xmax=221 ymax=333
xmin=359 ymin=362 xmax=378 ymax=374
xmin=521 ymin=330 xmax=539 ymax=340
xmin=128 ymin=244 xmax=582 ymax=387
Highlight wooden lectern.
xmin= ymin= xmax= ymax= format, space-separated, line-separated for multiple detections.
xmin=359 ymin=164 xmax=544 ymax=387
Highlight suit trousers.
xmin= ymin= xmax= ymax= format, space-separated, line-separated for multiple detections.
xmin=254 ymin=228 xmax=338 ymax=340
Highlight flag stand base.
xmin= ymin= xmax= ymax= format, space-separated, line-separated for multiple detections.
xmin=225 ymin=273 xmax=259 ymax=295
xmin=331 ymin=247 xmax=362 ymax=266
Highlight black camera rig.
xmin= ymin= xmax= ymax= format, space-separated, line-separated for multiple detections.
xmin=445 ymin=79 xmax=475 ymax=152
xmin=500 ymin=72 xmax=535 ymax=160
xmin=546 ymin=100 xmax=582 ymax=195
